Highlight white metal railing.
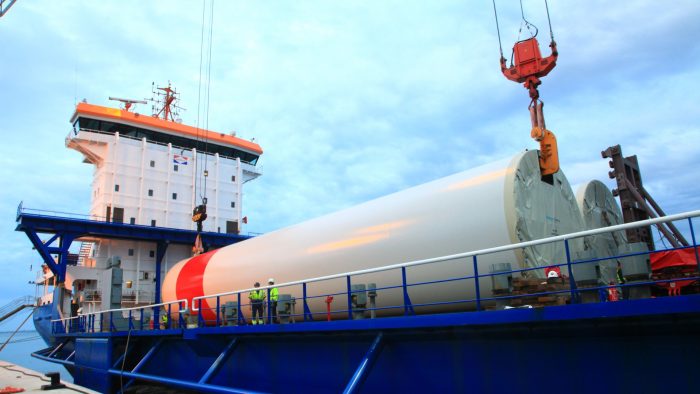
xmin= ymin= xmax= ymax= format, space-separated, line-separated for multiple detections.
xmin=192 ymin=209 xmax=700 ymax=310
xmin=51 ymin=209 xmax=700 ymax=331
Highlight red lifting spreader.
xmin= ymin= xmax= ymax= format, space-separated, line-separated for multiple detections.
xmin=493 ymin=0 xmax=560 ymax=176
xmin=500 ymin=37 xmax=557 ymax=102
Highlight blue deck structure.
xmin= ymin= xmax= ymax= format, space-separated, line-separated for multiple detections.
xmin=24 ymin=209 xmax=700 ymax=393
xmin=16 ymin=203 xmax=252 ymax=303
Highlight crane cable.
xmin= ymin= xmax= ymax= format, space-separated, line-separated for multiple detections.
xmin=492 ymin=0 xmax=555 ymax=66
xmin=518 ymin=0 xmax=538 ymax=42
xmin=491 ymin=0 xmax=504 ymax=59
xmin=203 ymin=0 xmax=215 ymax=204
xmin=194 ymin=0 xmax=215 ymax=207
xmin=194 ymin=0 xmax=207 ymax=206
xmin=545 ymin=0 xmax=554 ymax=42
xmin=0 ymin=308 xmax=34 ymax=353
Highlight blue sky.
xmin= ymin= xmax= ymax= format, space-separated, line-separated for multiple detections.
xmin=1 ymin=1 xmax=699 ymax=304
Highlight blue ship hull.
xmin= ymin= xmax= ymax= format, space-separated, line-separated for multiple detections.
xmin=32 ymin=303 xmax=55 ymax=346
xmin=32 ymin=295 xmax=700 ymax=394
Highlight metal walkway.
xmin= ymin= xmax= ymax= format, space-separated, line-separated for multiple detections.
xmin=0 ymin=296 xmax=35 ymax=323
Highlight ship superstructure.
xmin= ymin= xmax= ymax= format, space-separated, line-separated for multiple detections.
xmin=52 ymin=88 xmax=262 ymax=313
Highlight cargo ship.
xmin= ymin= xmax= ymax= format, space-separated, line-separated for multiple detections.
xmin=11 ymin=83 xmax=700 ymax=392
xmin=6 ymin=4 xmax=700 ymax=392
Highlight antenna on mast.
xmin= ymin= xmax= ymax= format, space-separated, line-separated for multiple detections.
xmin=149 ymin=81 xmax=185 ymax=122
xmin=108 ymin=97 xmax=148 ymax=112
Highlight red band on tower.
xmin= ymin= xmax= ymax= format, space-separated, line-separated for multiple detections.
xmin=176 ymin=250 xmax=216 ymax=322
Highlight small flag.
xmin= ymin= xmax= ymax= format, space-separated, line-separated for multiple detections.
xmin=173 ymin=154 xmax=189 ymax=165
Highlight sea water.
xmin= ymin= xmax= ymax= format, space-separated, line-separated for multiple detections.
xmin=0 ymin=330 xmax=73 ymax=383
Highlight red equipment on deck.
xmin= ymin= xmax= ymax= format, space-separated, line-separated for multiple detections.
xmin=651 ymin=247 xmax=700 ymax=295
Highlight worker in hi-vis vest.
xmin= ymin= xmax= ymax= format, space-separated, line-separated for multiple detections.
xmin=160 ymin=307 xmax=168 ymax=329
xmin=268 ymin=278 xmax=279 ymax=324
xmin=249 ymin=282 xmax=266 ymax=325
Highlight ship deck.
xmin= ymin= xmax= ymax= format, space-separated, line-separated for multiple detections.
xmin=29 ymin=210 xmax=700 ymax=393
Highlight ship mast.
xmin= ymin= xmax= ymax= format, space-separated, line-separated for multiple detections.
xmin=150 ymin=82 xmax=184 ymax=122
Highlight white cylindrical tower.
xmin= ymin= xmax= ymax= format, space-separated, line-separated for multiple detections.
xmin=163 ymin=150 xmax=585 ymax=320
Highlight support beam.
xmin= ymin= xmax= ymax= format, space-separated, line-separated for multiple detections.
xmin=132 ymin=340 xmax=164 ymax=373
xmin=641 ymin=186 xmax=689 ymax=246
xmin=199 ymin=338 xmax=238 ymax=384
xmin=23 ymin=230 xmax=63 ymax=281
xmin=22 ymin=227 xmax=79 ymax=282
xmin=154 ymin=241 xmax=169 ymax=305
xmin=624 ymin=179 xmax=680 ymax=248
xmin=58 ymin=234 xmax=77 ymax=271
xmin=44 ymin=234 xmax=60 ymax=247
xmin=343 ymin=332 xmax=384 ymax=394
xmin=107 ymin=369 xmax=254 ymax=394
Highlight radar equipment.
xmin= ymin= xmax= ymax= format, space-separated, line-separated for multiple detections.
xmin=108 ymin=97 xmax=147 ymax=112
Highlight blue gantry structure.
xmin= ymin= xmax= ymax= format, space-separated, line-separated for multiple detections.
xmin=16 ymin=202 xmax=251 ymax=305
xmin=18 ymin=204 xmax=700 ymax=393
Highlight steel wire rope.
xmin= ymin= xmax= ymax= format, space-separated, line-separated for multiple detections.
xmin=0 ymin=335 xmax=42 ymax=344
xmin=119 ymin=328 xmax=133 ymax=394
xmin=0 ymin=363 xmax=92 ymax=394
xmin=510 ymin=0 xmax=539 ymax=67
xmin=657 ymin=227 xmax=671 ymax=250
xmin=202 ymin=0 xmax=216 ymax=205
xmin=0 ymin=308 xmax=34 ymax=353
xmin=544 ymin=0 xmax=555 ymax=41
xmin=491 ymin=0 xmax=504 ymax=59
xmin=0 ymin=363 xmax=49 ymax=382
xmin=519 ymin=0 xmax=538 ymax=39
xmin=194 ymin=0 xmax=208 ymax=206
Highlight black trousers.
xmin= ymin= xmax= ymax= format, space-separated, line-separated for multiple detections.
xmin=251 ymin=301 xmax=263 ymax=321
xmin=271 ymin=301 xmax=278 ymax=323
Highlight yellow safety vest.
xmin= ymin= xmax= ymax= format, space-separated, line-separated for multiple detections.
xmin=249 ymin=289 xmax=265 ymax=301
xmin=270 ymin=287 xmax=279 ymax=302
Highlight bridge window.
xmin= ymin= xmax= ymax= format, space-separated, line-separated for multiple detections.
xmin=148 ymin=189 xmax=153 ymax=197
xmin=74 ymin=116 xmax=260 ymax=165
xmin=114 ymin=184 xmax=120 ymax=192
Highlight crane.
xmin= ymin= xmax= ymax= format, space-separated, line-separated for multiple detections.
xmin=493 ymin=0 xmax=559 ymax=176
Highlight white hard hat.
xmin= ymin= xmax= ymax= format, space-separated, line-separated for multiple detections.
xmin=547 ymin=271 xmax=559 ymax=278
xmin=268 ymin=278 xmax=275 ymax=283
